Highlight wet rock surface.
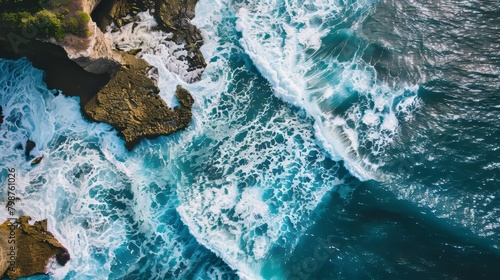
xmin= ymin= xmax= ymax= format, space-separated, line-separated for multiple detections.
xmin=0 ymin=0 xmax=205 ymax=150
xmin=92 ymin=0 xmax=206 ymax=79
xmin=154 ymin=0 xmax=206 ymax=75
xmin=0 ymin=216 xmax=70 ymax=279
xmin=84 ymin=53 xmax=193 ymax=150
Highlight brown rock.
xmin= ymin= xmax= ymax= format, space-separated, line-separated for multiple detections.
xmin=31 ymin=156 xmax=44 ymax=165
xmin=127 ymin=48 xmax=142 ymax=56
xmin=175 ymin=85 xmax=195 ymax=108
xmin=0 ymin=0 xmax=205 ymax=151
xmin=92 ymin=0 xmax=139 ymax=30
xmin=92 ymin=0 xmax=206 ymax=79
xmin=154 ymin=0 xmax=207 ymax=77
xmin=84 ymin=53 xmax=193 ymax=150
xmin=0 ymin=216 xmax=70 ymax=279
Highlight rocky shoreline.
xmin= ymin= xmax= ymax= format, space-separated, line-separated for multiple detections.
xmin=0 ymin=0 xmax=206 ymax=149
xmin=0 ymin=0 xmax=205 ymax=277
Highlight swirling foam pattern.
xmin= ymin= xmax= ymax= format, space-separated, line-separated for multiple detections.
xmin=0 ymin=59 xmax=236 ymax=279
xmin=0 ymin=4 xmax=355 ymax=279
xmin=1 ymin=0 xmax=498 ymax=278
xmin=233 ymin=0 xmax=420 ymax=181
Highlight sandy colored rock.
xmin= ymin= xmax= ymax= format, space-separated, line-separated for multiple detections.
xmin=84 ymin=53 xmax=194 ymax=150
xmin=59 ymin=0 xmax=122 ymax=74
xmin=0 ymin=216 xmax=70 ymax=279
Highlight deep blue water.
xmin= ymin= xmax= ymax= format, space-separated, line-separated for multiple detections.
xmin=0 ymin=0 xmax=499 ymax=279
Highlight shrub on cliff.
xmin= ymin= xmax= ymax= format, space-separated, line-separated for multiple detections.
xmin=0 ymin=11 xmax=35 ymax=32
xmin=76 ymin=11 xmax=91 ymax=37
xmin=33 ymin=10 xmax=65 ymax=40
xmin=0 ymin=9 xmax=65 ymax=40
xmin=0 ymin=1 xmax=91 ymax=41
xmin=64 ymin=11 xmax=91 ymax=37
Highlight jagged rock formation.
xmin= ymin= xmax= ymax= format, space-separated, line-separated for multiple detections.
xmin=153 ymin=0 xmax=206 ymax=75
xmin=0 ymin=216 xmax=70 ymax=279
xmin=84 ymin=53 xmax=194 ymax=150
xmin=0 ymin=0 xmax=206 ymax=150
xmin=92 ymin=0 xmax=206 ymax=78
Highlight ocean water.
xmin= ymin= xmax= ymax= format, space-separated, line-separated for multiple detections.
xmin=0 ymin=0 xmax=499 ymax=279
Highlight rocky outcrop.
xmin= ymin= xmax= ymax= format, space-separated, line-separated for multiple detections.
xmin=154 ymin=0 xmax=206 ymax=74
xmin=92 ymin=0 xmax=143 ymax=29
xmin=80 ymin=0 xmax=204 ymax=148
xmin=0 ymin=0 xmax=122 ymax=75
xmin=0 ymin=216 xmax=70 ymax=279
xmin=0 ymin=0 xmax=205 ymax=150
xmin=92 ymin=0 xmax=206 ymax=78
xmin=84 ymin=53 xmax=193 ymax=150
xmin=175 ymin=85 xmax=195 ymax=108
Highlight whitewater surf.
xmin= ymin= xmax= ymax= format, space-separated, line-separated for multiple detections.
xmin=0 ymin=0 xmax=498 ymax=279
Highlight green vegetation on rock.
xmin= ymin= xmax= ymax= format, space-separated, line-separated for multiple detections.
xmin=0 ymin=0 xmax=91 ymax=41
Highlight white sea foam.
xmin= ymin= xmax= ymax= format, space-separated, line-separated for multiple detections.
xmin=107 ymin=11 xmax=203 ymax=106
xmin=0 ymin=0 xmax=423 ymax=279
xmin=0 ymin=59 xmax=233 ymax=279
xmin=234 ymin=0 xmax=421 ymax=181
xmin=165 ymin=5 xmax=347 ymax=278
xmin=97 ymin=1 xmax=353 ymax=277
xmin=99 ymin=1 xmax=367 ymax=277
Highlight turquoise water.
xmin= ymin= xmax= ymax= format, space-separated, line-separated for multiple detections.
xmin=1 ymin=0 xmax=499 ymax=279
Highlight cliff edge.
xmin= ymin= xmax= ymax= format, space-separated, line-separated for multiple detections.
xmin=0 ymin=0 xmax=205 ymax=149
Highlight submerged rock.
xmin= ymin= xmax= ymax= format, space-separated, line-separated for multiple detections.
xmin=25 ymin=140 xmax=36 ymax=158
xmin=0 ymin=216 xmax=70 ymax=279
